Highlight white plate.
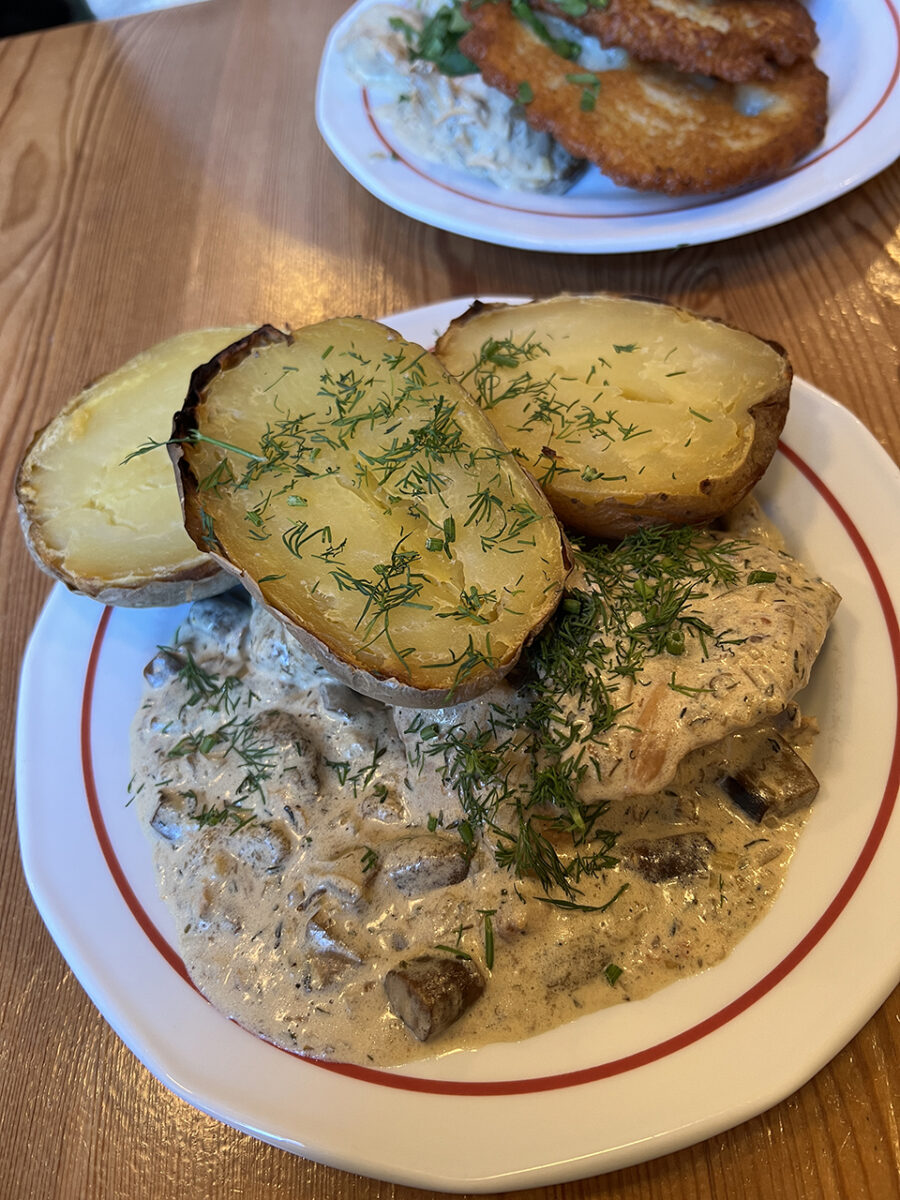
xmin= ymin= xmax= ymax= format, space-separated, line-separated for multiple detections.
xmin=316 ymin=0 xmax=900 ymax=253
xmin=16 ymin=298 xmax=900 ymax=1192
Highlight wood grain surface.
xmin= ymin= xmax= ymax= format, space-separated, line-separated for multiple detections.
xmin=1 ymin=3 xmax=898 ymax=1198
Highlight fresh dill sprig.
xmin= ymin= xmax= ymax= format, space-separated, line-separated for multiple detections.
xmin=409 ymin=525 xmax=748 ymax=901
xmin=330 ymin=533 xmax=431 ymax=666
xmin=167 ymin=712 xmax=281 ymax=807
xmin=193 ymin=799 xmax=256 ymax=831
xmin=121 ymin=430 xmax=264 ymax=466
xmin=169 ymin=648 xmax=242 ymax=717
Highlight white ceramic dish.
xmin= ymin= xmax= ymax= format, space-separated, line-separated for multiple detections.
xmin=316 ymin=0 xmax=900 ymax=253
xmin=16 ymin=298 xmax=900 ymax=1192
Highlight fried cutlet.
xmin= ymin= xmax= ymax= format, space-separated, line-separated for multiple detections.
xmin=531 ymin=0 xmax=819 ymax=83
xmin=459 ymin=1 xmax=828 ymax=196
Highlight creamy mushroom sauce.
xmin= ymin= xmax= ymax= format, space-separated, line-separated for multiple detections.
xmin=340 ymin=2 xmax=585 ymax=193
xmin=130 ymin=510 xmax=838 ymax=1067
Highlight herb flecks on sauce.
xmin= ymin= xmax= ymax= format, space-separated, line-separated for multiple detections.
xmin=407 ymin=525 xmax=752 ymax=905
xmin=131 ymin=522 xmax=838 ymax=1066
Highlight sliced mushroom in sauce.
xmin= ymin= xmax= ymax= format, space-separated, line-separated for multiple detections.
xmin=187 ymin=590 xmax=251 ymax=654
xmin=627 ymin=833 xmax=716 ymax=883
xmin=384 ymin=954 xmax=485 ymax=1042
xmin=381 ymin=834 xmax=471 ymax=896
xmin=720 ymin=727 xmax=819 ymax=822
xmin=143 ymin=648 xmax=185 ymax=688
xmin=149 ymin=787 xmax=197 ymax=841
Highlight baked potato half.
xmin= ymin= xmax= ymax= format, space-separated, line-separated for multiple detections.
xmin=434 ymin=295 xmax=791 ymax=538
xmin=17 ymin=327 xmax=254 ymax=606
xmin=172 ymin=319 xmax=569 ymax=707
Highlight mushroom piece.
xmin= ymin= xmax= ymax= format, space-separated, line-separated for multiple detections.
xmin=149 ymin=788 xmax=197 ymax=841
xmin=143 ymin=648 xmax=185 ymax=688
xmin=301 ymin=904 xmax=367 ymax=990
xmin=384 ymin=955 xmax=485 ymax=1042
xmin=627 ymin=833 xmax=715 ymax=883
xmin=187 ymin=589 xmax=251 ymax=654
xmin=381 ymin=834 xmax=470 ymax=896
xmin=304 ymin=849 xmax=373 ymax=907
xmin=720 ymin=727 xmax=819 ymax=822
xmin=232 ymin=821 xmax=293 ymax=872
xmin=319 ymin=682 xmax=381 ymax=721
xmin=306 ymin=904 xmax=366 ymax=964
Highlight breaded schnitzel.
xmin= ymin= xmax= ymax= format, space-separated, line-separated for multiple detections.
xmin=459 ymin=1 xmax=827 ymax=195
xmin=531 ymin=0 xmax=819 ymax=83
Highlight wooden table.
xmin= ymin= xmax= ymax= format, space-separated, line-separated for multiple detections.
xmin=1 ymin=3 xmax=898 ymax=1197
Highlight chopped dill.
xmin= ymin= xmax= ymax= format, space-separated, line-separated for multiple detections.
xmin=409 ymin=525 xmax=750 ymax=902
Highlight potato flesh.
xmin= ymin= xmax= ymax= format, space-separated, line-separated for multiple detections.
xmin=24 ymin=328 xmax=253 ymax=581
xmin=180 ymin=320 xmax=566 ymax=691
xmin=436 ymin=297 xmax=788 ymax=501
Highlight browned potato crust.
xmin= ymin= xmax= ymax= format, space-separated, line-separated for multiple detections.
xmin=459 ymin=1 xmax=827 ymax=196
xmin=532 ymin=0 xmax=819 ymax=84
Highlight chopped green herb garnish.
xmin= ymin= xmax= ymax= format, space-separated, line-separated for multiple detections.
xmin=510 ymin=0 xmax=581 ymax=58
xmin=390 ymin=5 xmax=476 ymax=76
xmin=478 ymin=908 xmax=496 ymax=970
xmin=408 ymin=526 xmax=750 ymax=901
xmin=604 ymin=963 xmax=624 ymax=986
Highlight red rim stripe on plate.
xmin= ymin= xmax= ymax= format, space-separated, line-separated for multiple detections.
xmin=359 ymin=0 xmax=900 ymax=222
xmin=81 ymin=608 xmax=195 ymax=992
xmin=81 ymin=440 xmax=900 ymax=1095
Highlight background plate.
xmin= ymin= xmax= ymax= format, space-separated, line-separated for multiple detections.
xmin=316 ymin=0 xmax=900 ymax=253
xmin=16 ymin=299 xmax=900 ymax=1192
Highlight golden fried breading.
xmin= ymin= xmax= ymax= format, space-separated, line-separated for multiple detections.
xmin=459 ymin=1 xmax=828 ymax=196
xmin=531 ymin=0 xmax=819 ymax=83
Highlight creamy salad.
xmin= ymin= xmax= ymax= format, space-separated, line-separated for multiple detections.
xmin=340 ymin=1 xmax=586 ymax=192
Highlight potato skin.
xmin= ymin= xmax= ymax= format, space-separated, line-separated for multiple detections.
xmin=436 ymin=295 xmax=792 ymax=539
xmin=195 ymin=556 xmax=554 ymax=709
xmin=172 ymin=324 xmax=571 ymax=709
xmin=170 ymin=323 xmax=288 ymax=559
xmin=16 ymin=472 xmax=228 ymax=609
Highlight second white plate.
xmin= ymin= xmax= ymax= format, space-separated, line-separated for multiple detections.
xmin=316 ymin=0 xmax=900 ymax=252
